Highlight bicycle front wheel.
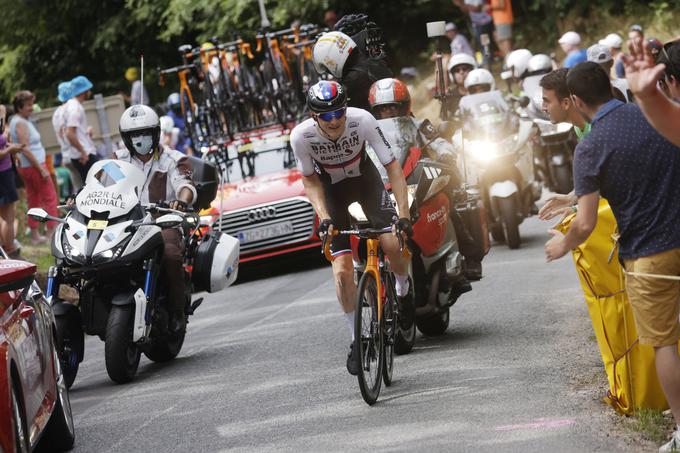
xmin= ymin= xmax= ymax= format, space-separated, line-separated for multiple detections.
xmin=355 ymin=271 xmax=383 ymax=405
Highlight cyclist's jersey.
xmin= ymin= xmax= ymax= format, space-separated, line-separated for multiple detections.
xmin=291 ymin=107 xmax=396 ymax=184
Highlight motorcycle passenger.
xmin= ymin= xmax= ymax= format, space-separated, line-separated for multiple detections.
xmin=290 ymin=81 xmax=412 ymax=375
xmin=504 ymin=49 xmax=533 ymax=87
xmin=117 ymin=105 xmax=196 ymax=334
xmin=369 ymin=78 xmax=484 ymax=280
xmin=465 ymin=68 xmax=496 ymax=94
xmin=446 ymin=53 xmax=477 ymax=117
xmin=312 ymin=31 xmax=393 ymax=112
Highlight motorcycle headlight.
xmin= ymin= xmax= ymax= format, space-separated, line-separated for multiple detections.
xmin=467 ymin=140 xmax=499 ymax=162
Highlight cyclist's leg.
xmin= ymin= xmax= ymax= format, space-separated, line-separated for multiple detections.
xmin=356 ymin=161 xmax=411 ymax=295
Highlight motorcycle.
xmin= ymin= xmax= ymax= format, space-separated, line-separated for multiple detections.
xmin=28 ymin=157 xmax=240 ymax=386
xmin=453 ymin=90 xmax=541 ymax=249
xmin=521 ymin=74 xmax=577 ymax=195
xmin=355 ymin=116 xmax=485 ymax=353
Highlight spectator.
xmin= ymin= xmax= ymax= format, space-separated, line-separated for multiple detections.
xmin=544 ymin=62 xmax=680 ymax=453
xmin=587 ymin=44 xmax=631 ymax=102
xmin=657 ymin=41 xmax=680 ymax=100
xmin=446 ymin=22 xmax=474 ymax=57
xmin=629 ymin=24 xmax=644 ymax=47
xmin=160 ymin=115 xmax=179 ymax=151
xmin=599 ymin=33 xmax=625 ymax=79
xmin=488 ymin=0 xmax=513 ymax=56
xmin=123 ymin=67 xmax=148 ymax=106
xmin=452 ymin=0 xmax=495 ymax=64
xmin=166 ymin=93 xmax=192 ymax=155
xmin=64 ymin=75 xmax=99 ymax=181
xmin=323 ymin=9 xmax=338 ymax=29
xmin=623 ymin=40 xmax=680 ymax=147
xmin=446 ymin=53 xmax=477 ymax=116
xmin=51 ymin=81 xmax=79 ymax=193
xmin=0 ymin=105 xmax=25 ymax=258
xmin=9 ymin=90 xmax=58 ymax=244
xmin=559 ymin=31 xmax=587 ymax=68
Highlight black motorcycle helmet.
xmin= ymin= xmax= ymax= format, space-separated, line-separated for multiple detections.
xmin=307 ymin=81 xmax=347 ymax=114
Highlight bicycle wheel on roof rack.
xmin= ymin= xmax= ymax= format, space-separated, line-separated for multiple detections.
xmin=262 ymin=59 xmax=291 ymax=126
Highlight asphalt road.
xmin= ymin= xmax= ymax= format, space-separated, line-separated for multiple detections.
xmin=67 ymin=216 xmax=635 ymax=453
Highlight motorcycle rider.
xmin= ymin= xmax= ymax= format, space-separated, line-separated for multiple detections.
xmin=312 ymin=31 xmax=393 ymax=112
xmin=465 ymin=68 xmax=496 ymax=94
xmin=504 ymin=48 xmax=533 ymax=87
xmin=368 ymin=77 xmax=483 ymax=280
xmin=116 ymin=104 xmax=196 ymax=334
xmin=446 ymin=53 xmax=477 ymax=117
xmin=290 ymin=80 xmax=412 ymax=375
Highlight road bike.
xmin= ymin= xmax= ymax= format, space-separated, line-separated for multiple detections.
xmin=323 ymin=226 xmax=409 ymax=405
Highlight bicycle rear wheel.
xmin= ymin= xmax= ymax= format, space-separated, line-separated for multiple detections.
xmin=355 ymin=271 xmax=383 ymax=405
xmin=382 ymin=272 xmax=397 ymax=387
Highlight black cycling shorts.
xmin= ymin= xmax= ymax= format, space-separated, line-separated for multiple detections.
xmin=320 ymin=155 xmax=397 ymax=257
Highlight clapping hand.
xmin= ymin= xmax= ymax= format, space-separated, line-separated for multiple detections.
xmin=538 ymin=193 xmax=577 ymax=221
xmin=622 ymin=40 xmax=666 ymax=100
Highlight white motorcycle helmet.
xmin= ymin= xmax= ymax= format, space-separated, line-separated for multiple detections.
xmin=464 ymin=68 xmax=495 ymax=92
xmin=526 ymin=54 xmax=553 ymax=75
xmin=448 ymin=53 xmax=477 ymax=74
xmin=505 ymin=49 xmax=533 ymax=79
xmin=312 ymin=31 xmax=357 ymax=79
xmin=119 ymin=105 xmax=160 ymax=156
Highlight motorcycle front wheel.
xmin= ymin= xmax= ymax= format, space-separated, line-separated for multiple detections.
xmin=54 ymin=310 xmax=84 ymax=389
xmin=105 ymin=306 xmax=141 ymax=384
xmin=416 ymin=269 xmax=450 ymax=336
xmin=498 ymin=197 xmax=521 ymax=249
xmin=144 ymin=330 xmax=185 ymax=362
xmin=553 ymin=165 xmax=573 ymax=195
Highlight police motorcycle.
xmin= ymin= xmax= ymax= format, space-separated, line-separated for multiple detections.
xmin=453 ymin=69 xmax=541 ymax=249
xmin=354 ymin=113 xmax=483 ymax=351
xmin=516 ymin=54 xmax=577 ymax=194
xmin=27 ymin=158 xmax=239 ymax=386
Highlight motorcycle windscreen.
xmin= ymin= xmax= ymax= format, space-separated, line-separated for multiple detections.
xmin=366 ymin=116 xmax=420 ymax=183
xmin=458 ymin=91 xmax=514 ymax=141
xmin=76 ymin=159 xmax=145 ymax=220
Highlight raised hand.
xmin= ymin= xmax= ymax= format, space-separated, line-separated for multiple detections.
xmin=622 ymin=40 xmax=666 ymax=100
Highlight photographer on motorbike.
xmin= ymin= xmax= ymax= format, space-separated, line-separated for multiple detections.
xmin=368 ymin=77 xmax=483 ymax=280
xmin=312 ymin=31 xmax=393 ymax=112
xmin=290 ymin=81 xmax=412 ymax=375
xmin=465 ymin=68 xmax=496 ymax=94
xmin=116 ymin=104 xmax=196 ymax=334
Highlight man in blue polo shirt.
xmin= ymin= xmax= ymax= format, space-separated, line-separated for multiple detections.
xmin=544 ymin=62 xmax=680 ymax=453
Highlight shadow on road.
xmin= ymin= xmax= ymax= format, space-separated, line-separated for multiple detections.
xmin=235 ymin=249 xmax=328 ymax=284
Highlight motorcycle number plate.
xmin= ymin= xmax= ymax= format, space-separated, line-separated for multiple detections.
xmin=87 ymin=220 xmax=108 ymax=230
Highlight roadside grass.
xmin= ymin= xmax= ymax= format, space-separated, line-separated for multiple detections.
xmin=624 ymin=408 xmax=675 ymax=445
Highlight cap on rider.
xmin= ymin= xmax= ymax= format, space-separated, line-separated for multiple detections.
xmin=368 ymin=78 xmax=411 ymax=119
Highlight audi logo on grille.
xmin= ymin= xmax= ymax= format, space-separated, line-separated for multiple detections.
xmin=248 ymin=206 xmax=277 ymax=222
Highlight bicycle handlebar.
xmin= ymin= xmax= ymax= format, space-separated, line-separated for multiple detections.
xmin=321 ymin=226 xmax=410 ymax=262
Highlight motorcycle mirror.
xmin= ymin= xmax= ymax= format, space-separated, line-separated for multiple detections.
xmin=500 ymin=70 xmax=513 ymax=81
xmin=27 ymin=207 xmax=49 ymax=222
xmin=155 ymin=214 xmax=184 ymax=229
xmin=518 ymin=96 xmax=531 ymax=108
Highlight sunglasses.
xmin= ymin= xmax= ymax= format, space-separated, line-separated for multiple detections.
xmin=316 ymin=107 xmax=346 ymax=122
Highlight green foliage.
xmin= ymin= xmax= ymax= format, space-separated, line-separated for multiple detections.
xmin=1 ymin=0 xmax=680 ymax=108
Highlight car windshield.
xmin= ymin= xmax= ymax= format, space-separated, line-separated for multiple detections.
xmin=205 ymin=144 xmax=296 ymax=183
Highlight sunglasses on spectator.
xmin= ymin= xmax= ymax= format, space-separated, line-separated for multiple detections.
xmin=316 ymin=107 xmax=346 ymax=122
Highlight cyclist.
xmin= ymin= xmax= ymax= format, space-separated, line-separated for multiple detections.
xmin=116 ymin=104 xmax=196 ymax=334
xmin=290 ymin=80 xmax=412 ymax=375
xmin=369 ymin=77 xmax=484 ymax=279
xmin=312 ymin=31 xmax=393 ymax=112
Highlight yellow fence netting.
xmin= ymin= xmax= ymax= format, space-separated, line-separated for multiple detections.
xmin=559 ymin=199 xmax=668 ymax=415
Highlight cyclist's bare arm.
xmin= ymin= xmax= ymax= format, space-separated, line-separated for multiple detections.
xmin=384 ymin=160 xmax=409 ymax=219
xmin=301 ymin=173 xmax=331 ymax=220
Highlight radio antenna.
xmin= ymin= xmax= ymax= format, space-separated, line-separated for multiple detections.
xmin=140 ymin=54 xmax=144 ymax=105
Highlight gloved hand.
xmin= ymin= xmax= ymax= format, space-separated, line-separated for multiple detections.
xmin=394 ymin=217 xmax=413 ymax=238
xmin=316 ymin=218 xmax=333 ymax=238
xmin=169 ymin=200 xmax=188 ymax=212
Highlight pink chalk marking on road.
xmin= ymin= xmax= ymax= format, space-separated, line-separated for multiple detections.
xmin=495 ymin=418 xmax=576 ymax=432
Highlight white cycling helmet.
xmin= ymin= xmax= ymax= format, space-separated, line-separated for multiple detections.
xmin=505 ymin=49 xmax=533 ymax=79
xmin=312 ymin=31 xmax=357 ymax=79
xmin=448 ymin=53 xmax=477 ymax=73
xmin=464 ymin=68 xmax=495 ymax=91
xmin=526 ymin=54 xmax=552 ymax=75
xmin=119 ymin=105 xmax=160 ymax=156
